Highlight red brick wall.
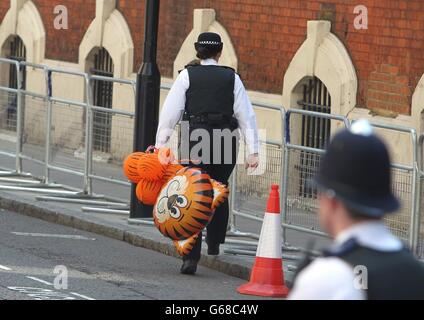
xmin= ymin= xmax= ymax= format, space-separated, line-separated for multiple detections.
xmin=117 ymin=0 xmax=191 ymax=75
xmin=0 ymin=0 xmax=9 ymax=25
xmin=116 ymin=0 xmax=145 ymax=72
xmin=32 ymin=0 xmax=96 ymax=63
xmin=180 ymin=0 xmax=424 ymax=115
xmin=1 ymin=0 xmax=424 ymax=115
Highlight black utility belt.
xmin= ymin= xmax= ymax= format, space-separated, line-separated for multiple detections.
xmin=184 ymin=113 xmax=238 ymax=128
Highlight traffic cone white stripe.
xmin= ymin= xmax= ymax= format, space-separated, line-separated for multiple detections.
xmin=256 ymin=212 xmax=282 ymax=259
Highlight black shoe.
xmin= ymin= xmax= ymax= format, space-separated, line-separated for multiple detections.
xmin=207 ymin=243 xmax=220 ymax=256
xmin=180 ymin=259 xmax=198 ymax=275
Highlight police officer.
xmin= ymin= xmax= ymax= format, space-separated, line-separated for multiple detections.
xmin=289 ymin=120 xmax=424 ymax=300
xmin=155 ymin=32 xmax=259 ymax=275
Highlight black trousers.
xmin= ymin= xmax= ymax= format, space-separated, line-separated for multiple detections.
xmin=181 ymin=124 xmax=239 ymax=262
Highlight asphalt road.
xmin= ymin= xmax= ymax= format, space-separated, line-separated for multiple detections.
xmin=0 ymin=208 xmax=263 ymax=300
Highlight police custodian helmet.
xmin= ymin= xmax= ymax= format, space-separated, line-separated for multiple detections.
xmin=315 ymin=119 xmax=400 ymax=218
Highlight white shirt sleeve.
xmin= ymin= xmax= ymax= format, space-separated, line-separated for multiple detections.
xmin=233 ymin=74 xmax=259 ymax=155
xmin=288 ymin=257 xmax=366 ymax=300
xmin=155 ymin=69 xmax=189 ymax=148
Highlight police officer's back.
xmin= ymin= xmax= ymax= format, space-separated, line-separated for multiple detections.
xmin=289 ymin=120 xmax=424 ymax=300
xmin=155 ymin=32 xmax=259 ymax=275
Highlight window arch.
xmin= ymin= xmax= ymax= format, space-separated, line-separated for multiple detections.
xmin=282 ymin=21 xmax=357 ymax=117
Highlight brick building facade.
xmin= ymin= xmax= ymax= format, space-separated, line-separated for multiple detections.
xmin=1 ymin=0 xmax=423 ymax=116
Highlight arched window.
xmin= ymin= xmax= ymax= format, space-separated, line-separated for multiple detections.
xmin=298 ymin=77 xmax=331 ymax=150
xmin=296 ymin=76 xmax=332 ymax=199
xmin=90 ymin=48 xmax=114 ymax=153
xmin=3 ymin=36 xmax=26 ymax=132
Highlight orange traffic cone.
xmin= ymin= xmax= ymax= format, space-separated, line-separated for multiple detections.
xmin=237 ymin=184 xmax=289 ymax=298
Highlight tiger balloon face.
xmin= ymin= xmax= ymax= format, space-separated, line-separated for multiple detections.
xmin=155 ymin=175 xmax=190 ymax=224
xmin=153 ymin=167 xmax=218 ymax=241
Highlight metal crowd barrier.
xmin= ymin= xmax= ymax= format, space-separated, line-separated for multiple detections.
xmin=0 ymin=61 xmax=134 ymax=205
xmin=227 ymin=104 xmax=284 ymax=250
xmin=280 ymin=111 xmax=423 ymax=259
xmin=280 ymin=109 xmax=351 ymax=245
xmin=417 ymin=135 xmax=424 ymax=258
xmin=367 ymin=122 xmax=419 ymax=251
xmin=0 ymin=58 xmax=22 ymax=173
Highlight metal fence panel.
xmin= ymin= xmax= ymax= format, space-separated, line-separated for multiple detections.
xmin=49 ymin=99 xmax=86 ymax=173
xmin=21 ymin=91 xmax=47 ymax=168
xmin=418 ymin=176 xmax=424 ymax=259
xmin=283 ymin=147 xmax=416 ymax=244
xmin=417 ymin=135 xmax=424 ymax=259
xmin=0 ymin=90 xmax=18 ymax=144
xmin=87 ymin=76 xmax=136 ymax=198
xmin=233 ymin=142 xmax=283 ymax=216
xmin=386 ymin=167 xmax=414 ymax=243
xmin=368 ymin=123 xmax=419 ymax=250
xmin=284 ymin=147 xmax=322 ymax=233
xmin=0 ymin=58 xmax=21 ymax=172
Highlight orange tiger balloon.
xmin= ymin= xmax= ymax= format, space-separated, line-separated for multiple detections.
xmin=123 ymin=147 xmax=229 ymax=257
xmin=173 ymin=234 xmax=199 ymax=257
xmin=154 ymin=167 xmax=216 ymax=241
xmin=210 ymin=179 xmax=229 ymax=210
xmin=162 ymin=163 xmax=184 ymax=183
xmin=123 ymin=152 xmax=145 ymax=183
xmin=135 ymin=179 xmax=163 ymax=206
xmin=137 ymin=152 xmax=167 ymax=181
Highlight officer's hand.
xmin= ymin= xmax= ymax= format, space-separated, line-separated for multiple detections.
xmin=245 ymin=153 xmax=259 ymax=170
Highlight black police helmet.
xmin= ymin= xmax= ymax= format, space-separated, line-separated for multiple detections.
xmin=315 ymin=120 xmax=400 ymax=218
xmin=194 ymin=32 xmax=223 ymax=52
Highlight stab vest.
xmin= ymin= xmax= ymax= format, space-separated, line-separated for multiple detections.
xmin=294 ymin=239 xmax=424 ymax=300
xmin=185 ymin=65 xmax=235 ymax=117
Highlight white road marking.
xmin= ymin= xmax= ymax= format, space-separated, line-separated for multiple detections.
xmin=0 ymin=265 xmax=12 ymax=271
xmin=26 ymin=276 xmax=53 ymax=286
xmin=70 ymin=292 xmax=96 ymax=300
xmin=11 ymin=232 xmax=96 ymax=240
xmin=14 ymin=276 xmax=96 ymax=300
